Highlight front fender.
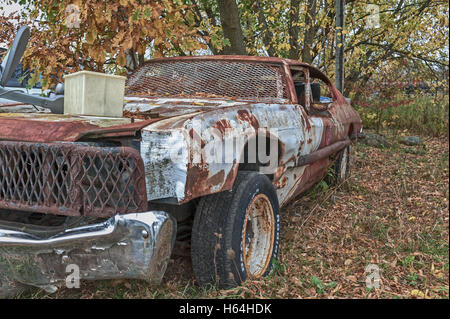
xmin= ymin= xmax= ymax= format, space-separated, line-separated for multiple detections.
xmin=140 ymin=126 xmax=283 ymax=204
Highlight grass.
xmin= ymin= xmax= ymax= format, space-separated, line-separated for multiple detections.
xmin=15 ymin=129 xmax=449 ymax=299
xmin=354 ymin=92 xmax=449 ymax=137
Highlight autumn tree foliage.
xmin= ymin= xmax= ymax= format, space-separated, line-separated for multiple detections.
xmin=0 ymin=0 xmax=207 ymax=89
xmin=0 ymin=0 xmax=448 ymax=94
xmin=190 ymin=0 xmax=448 ymax=94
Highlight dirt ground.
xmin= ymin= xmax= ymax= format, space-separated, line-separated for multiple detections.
xmin=21 ymin=130 xmax=449 ymax=299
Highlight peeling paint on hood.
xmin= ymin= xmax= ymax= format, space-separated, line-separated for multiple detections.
xmin=0 ymin=112 xmax=155 ymax=143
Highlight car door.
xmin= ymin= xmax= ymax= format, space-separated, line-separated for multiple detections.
xmin=275 ymin=66 xmax=327 ymax=206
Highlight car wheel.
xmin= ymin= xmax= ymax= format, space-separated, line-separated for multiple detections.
xmin=333 ymin=145 xmax=350 ymax=184
xmin=191 ymin=171 xmax=280 ymax=288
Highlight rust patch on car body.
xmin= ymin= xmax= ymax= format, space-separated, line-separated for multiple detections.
xmin=237 ymin=109 xmax=259 ymax=130
xmin=275 ymin=176 xmax=289 ymax=189
xmin=213 ymin=119 xmax=233 ymax=137
xmin=0 ymin=115 xmax=160 ymax=143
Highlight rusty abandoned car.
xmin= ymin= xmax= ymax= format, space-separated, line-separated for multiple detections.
xmin=0 ymin=26 xmax=362 ymax=297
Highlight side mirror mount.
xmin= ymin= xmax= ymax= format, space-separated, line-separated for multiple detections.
xmin=0 ymin=26 xmax=30 ymax=87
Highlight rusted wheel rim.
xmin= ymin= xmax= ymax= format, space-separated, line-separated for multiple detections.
xmin=340 ymin=147 xmax=348 ymax=181
xmin=242 ymin=194 xmax=275 ymax=278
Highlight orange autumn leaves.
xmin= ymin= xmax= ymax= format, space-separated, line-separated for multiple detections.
xmin=0 ymin=0 xmax=207 ymax=90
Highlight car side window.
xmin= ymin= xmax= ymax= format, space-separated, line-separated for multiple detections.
xmin=291 ymin=69 xmax=308 ymax=107
xmin=310 ymin=77 xmax=334 ymax=111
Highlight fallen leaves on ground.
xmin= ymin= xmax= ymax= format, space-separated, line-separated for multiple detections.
xmin=21 ymin=130 xmax=449 ymax=299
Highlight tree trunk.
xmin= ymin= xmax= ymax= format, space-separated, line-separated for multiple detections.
xmin=217 ymin=0 xmax=247 ymax=55
xmin=302 ymin=0 xmax=317 ymax=64
xmin=335 ymin=0 xmax=345 ymax=93
xmin=288 ymin=0 xmax=301 ymax=60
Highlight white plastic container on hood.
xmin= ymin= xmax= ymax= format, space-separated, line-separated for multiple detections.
xmin=63 ymin=71 xmax=126 ymax=117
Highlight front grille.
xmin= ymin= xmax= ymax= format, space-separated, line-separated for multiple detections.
xmin=0 ymin=141 xmax=147 ymax=218
xmin=126 ymin=60 xmax=288 ymax=100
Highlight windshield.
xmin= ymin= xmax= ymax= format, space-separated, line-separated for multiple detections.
xmin=125 ymin=60 xmax=288 ymax=101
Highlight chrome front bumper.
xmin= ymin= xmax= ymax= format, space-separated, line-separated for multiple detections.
xmin=0 ymin=211 xmax=176 ymax=298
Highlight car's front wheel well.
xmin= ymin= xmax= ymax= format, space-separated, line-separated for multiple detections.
xmin=237 ymin=135 xmax=282 ymax=181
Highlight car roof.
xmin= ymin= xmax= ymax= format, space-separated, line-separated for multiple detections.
xmin=142 ymin=55 xmax=329 ymax=81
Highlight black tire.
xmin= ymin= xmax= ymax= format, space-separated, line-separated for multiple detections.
xmin=191 ymin=171 xmax=280 ymax=288
xmin=332 ymin=145 xmax=350 ymax=184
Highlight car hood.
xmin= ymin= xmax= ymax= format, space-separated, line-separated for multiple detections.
xmin=0 ymin=97 xmax=249 ymax=143
xmin=0 ymin=112 xmax=158 ymax=143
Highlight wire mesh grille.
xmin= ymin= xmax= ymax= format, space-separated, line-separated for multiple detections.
xmin=126 ymin=60 xmax=288 ymax=100
xmin=0 ymin=141 xmax=147 ymax=218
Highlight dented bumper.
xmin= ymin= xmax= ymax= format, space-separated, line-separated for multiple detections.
xmin=0 ymin=211 xmax=176 ymax=298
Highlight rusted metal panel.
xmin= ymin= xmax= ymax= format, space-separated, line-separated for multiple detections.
xmin=0 ymin=117 xmax=98 ymax=142
xmin=0 ymin=113 xmax=158 ymax=143
xmin=0 ymin=141 xmax=147 ymax=217
xmin=287 ymin=157 xmax=332 ymax=201
xmin=282 ymin=61 xmax=298 ymax=104
xmin=295 ymin=139 xmax=350 ymax=167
